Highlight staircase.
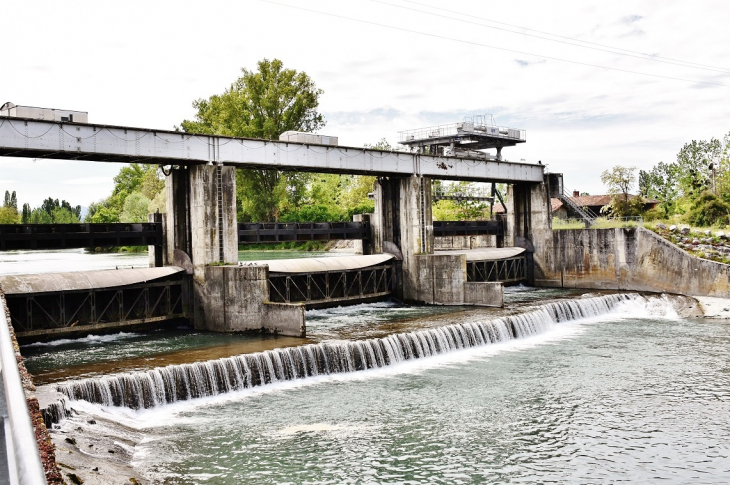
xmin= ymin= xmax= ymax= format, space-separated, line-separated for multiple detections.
xmin=558 ymin=191 xmax=598 ymax=226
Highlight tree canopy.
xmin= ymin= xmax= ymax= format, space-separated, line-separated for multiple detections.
xmin=180 ymin=59 xmax=326 ymax=222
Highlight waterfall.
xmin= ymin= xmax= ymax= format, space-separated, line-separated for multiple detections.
xmin=57 ymin=294 xmax=635 ymax=410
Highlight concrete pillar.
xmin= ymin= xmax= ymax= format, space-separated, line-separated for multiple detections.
xmin=200 ymin=265 xmax=305 ymax=337
xmin=165 ymin=165 xmax=239 ymax=330
xmin=165 ymin=165 xmax=237 ymax=274
xmin=372 ymin=175 xmax=433 ymax=301
xmin=506 ymin=178 xmax=552 ymax=284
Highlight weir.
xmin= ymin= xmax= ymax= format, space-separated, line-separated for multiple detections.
xmin=54 ymin=294 xmax=635 ymax=410
xmin=0 ymin=115 xmax=555 ymax=337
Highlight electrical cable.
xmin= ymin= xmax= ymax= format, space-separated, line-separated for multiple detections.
xmin=394 ymin=0 xmax=730 ymax=74
xmin=260 ymin=0 xmax=727 ymax=87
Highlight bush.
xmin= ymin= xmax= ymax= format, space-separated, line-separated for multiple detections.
xmin=685 ymin=191 xmax=730 ymax=227
xmin=279 ymin=205 xmax=347 ymax=223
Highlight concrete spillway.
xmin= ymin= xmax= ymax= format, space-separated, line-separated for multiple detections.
xmin=55 ymin=294 xmax=635 ymax=410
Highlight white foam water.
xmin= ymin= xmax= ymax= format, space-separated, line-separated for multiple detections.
xmin=23 ymin=331 xmax=141 ymax=348
xmin=56 ymin=294 xmax=642 ymax=410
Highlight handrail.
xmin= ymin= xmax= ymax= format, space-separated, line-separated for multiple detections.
xmin=559 ymin=191 xmax=597 ymax=225
xmin=0 ymin=295 xmax=47 ymax=484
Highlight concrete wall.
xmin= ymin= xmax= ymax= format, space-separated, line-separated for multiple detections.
xmin=464 ymin=282 xmax=504 ymax=307
xmin=434 ymin=235 xmax=497 ymax=250
xmin=199 ymin=265 xmax=305 ymax=336
xmin=536 ymin=227 xmax=730 ymax=297
xmin=412 ymin=254 xmax=503 ymax=307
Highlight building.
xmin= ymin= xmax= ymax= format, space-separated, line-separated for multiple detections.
xmin=0 ymin=102 xmax=88 ymax=123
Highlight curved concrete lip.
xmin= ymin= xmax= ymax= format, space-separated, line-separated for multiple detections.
xmin=240 ymin=254 xmax=394 ymax=274
xmin=0 ymin=266 xmax=184 ymax=295
xmin=435 ymin=247 xmax=526 ymax=261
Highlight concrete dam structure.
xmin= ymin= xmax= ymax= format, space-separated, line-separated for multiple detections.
xmin=0 ymin=115 xmax=548 ymax=340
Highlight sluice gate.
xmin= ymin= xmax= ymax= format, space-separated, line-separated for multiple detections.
xmin=0 ymin=268 xmax=187 ymax=339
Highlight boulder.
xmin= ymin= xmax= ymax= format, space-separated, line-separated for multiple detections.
xmin=692 ymin=239 xmax=700 ymax=245
xmin=704 ymin=229 xmax=712 ymax=236
xmin=680 ymin=227 xmax=691 ymax=235
xmin=657 ymin=223 xmax=668 ymax=230
xmin=669 ymin=225 xmax=678 ymax=232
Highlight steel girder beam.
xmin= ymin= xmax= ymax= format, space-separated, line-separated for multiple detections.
xmin=0 ymin=118 xmax=545 ymax=183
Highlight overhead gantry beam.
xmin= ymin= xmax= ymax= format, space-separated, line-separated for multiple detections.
xmin=0 ymin=117 xmax=544 ymax=183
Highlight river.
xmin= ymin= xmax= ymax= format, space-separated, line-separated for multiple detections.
xmin=10 ymin=250 xmax=730 ymax=483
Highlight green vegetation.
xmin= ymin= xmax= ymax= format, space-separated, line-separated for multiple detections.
xmin=86 ymin=164 xmax=165 ymax=223
xmin=0 ymin=190 xmax=82 ymax=224
xmin=180 ymin=58 xmax=375 ymax=224
xmin=637 ymin=132 xmax=730 ymax=227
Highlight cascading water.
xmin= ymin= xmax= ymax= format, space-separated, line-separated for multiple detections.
xmin=57 ymin=294 xmax=636 ymax=410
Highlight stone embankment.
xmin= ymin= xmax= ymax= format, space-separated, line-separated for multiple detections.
xmin=651 ymin=224 xmax=730 ymax=264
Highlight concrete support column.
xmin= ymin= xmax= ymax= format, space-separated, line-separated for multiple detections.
xmin=372 ymin=175 xmax=433 ymax=301
xmin=165 ymin=165 xmax=237 ymax=273
xmin=165 ymin=165 xmax=239 ymax=330
xmin=506 ymin=178 xmax=552 ymax=284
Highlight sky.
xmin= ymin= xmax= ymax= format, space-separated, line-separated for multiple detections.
xmin=1 ymin=0 xmax=729 ymax=208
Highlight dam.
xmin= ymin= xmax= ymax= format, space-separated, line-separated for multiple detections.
xmin=1 ymin=114 xmax=730 ymax=483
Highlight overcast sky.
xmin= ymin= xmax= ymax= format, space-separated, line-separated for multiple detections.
xmin=1 ymin=0 xmax=728 ymax=208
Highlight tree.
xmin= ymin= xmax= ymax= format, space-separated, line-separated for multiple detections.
xmin=21 ymin=203 xmax=30 ymax=224
xmin=51 ymin=207 xmax=80 ymax=224
xmin=29 ymin=207 xmax=52 ymax=224
xmin=675 ymin=138 xmax=721 ymax=198
xmin=119 ymin=192 xmax=151 ymax=222
xmin=601 ymin=165 xmax=639 ymax=217
xmin=686 ymin=191 xmax=730 ymax=227
xmin=640 ymin=162 xmax=679 ymax=217
xmin=180 ymin=58 xmax=325 ymax=222
xmin=0 ymin=206 xmax=19 ymax=223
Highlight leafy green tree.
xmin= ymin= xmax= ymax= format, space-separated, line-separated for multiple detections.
xmin=675 ymin=138 xmax=721 ymax=198
xmin=29 ymin=207 xmax=52 ymax=224
xmin=180 ymin=58 xmax=325 ymax=222
xmin=639 ymin=162 xmax=679 ymax=217
xmin=51 ymin=207 xmax=80 ymax=223
xmin=0 ymin=206 xmax=19 ymax=223
xmin=21 ymin=203 xmax=30 ymax=223
xmin=3 ymin=191 xmax=17 ymax=210
xmin=119 ymin=192 xmax=151 ymax=223
xmin=86 ymin=201 xmax=119 ymax=223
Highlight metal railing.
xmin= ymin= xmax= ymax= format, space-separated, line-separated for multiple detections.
xmin=558 ymin=191 xmax=598 ymax=225
xmin=0 ymin=296 xmax=47 ymax=484
xmin=238 ymin=222 xmax=369 ymax=244
xmin=0 ymin=223 xmax=162 ymax=251
xmin=399 ymin=121 xmax=526 ymax=144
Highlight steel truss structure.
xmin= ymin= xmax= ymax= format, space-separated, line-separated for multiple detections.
xmin=466 ymin=256 xmax=527 ymax=283
xmin=268 ymin=264 xmax=394 ymax=305
xmin=6 ymin=278 xmax=186 ymax=337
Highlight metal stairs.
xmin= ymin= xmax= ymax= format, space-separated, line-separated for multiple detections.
xmin=558 ymin=191 xmax=598 ymax=226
